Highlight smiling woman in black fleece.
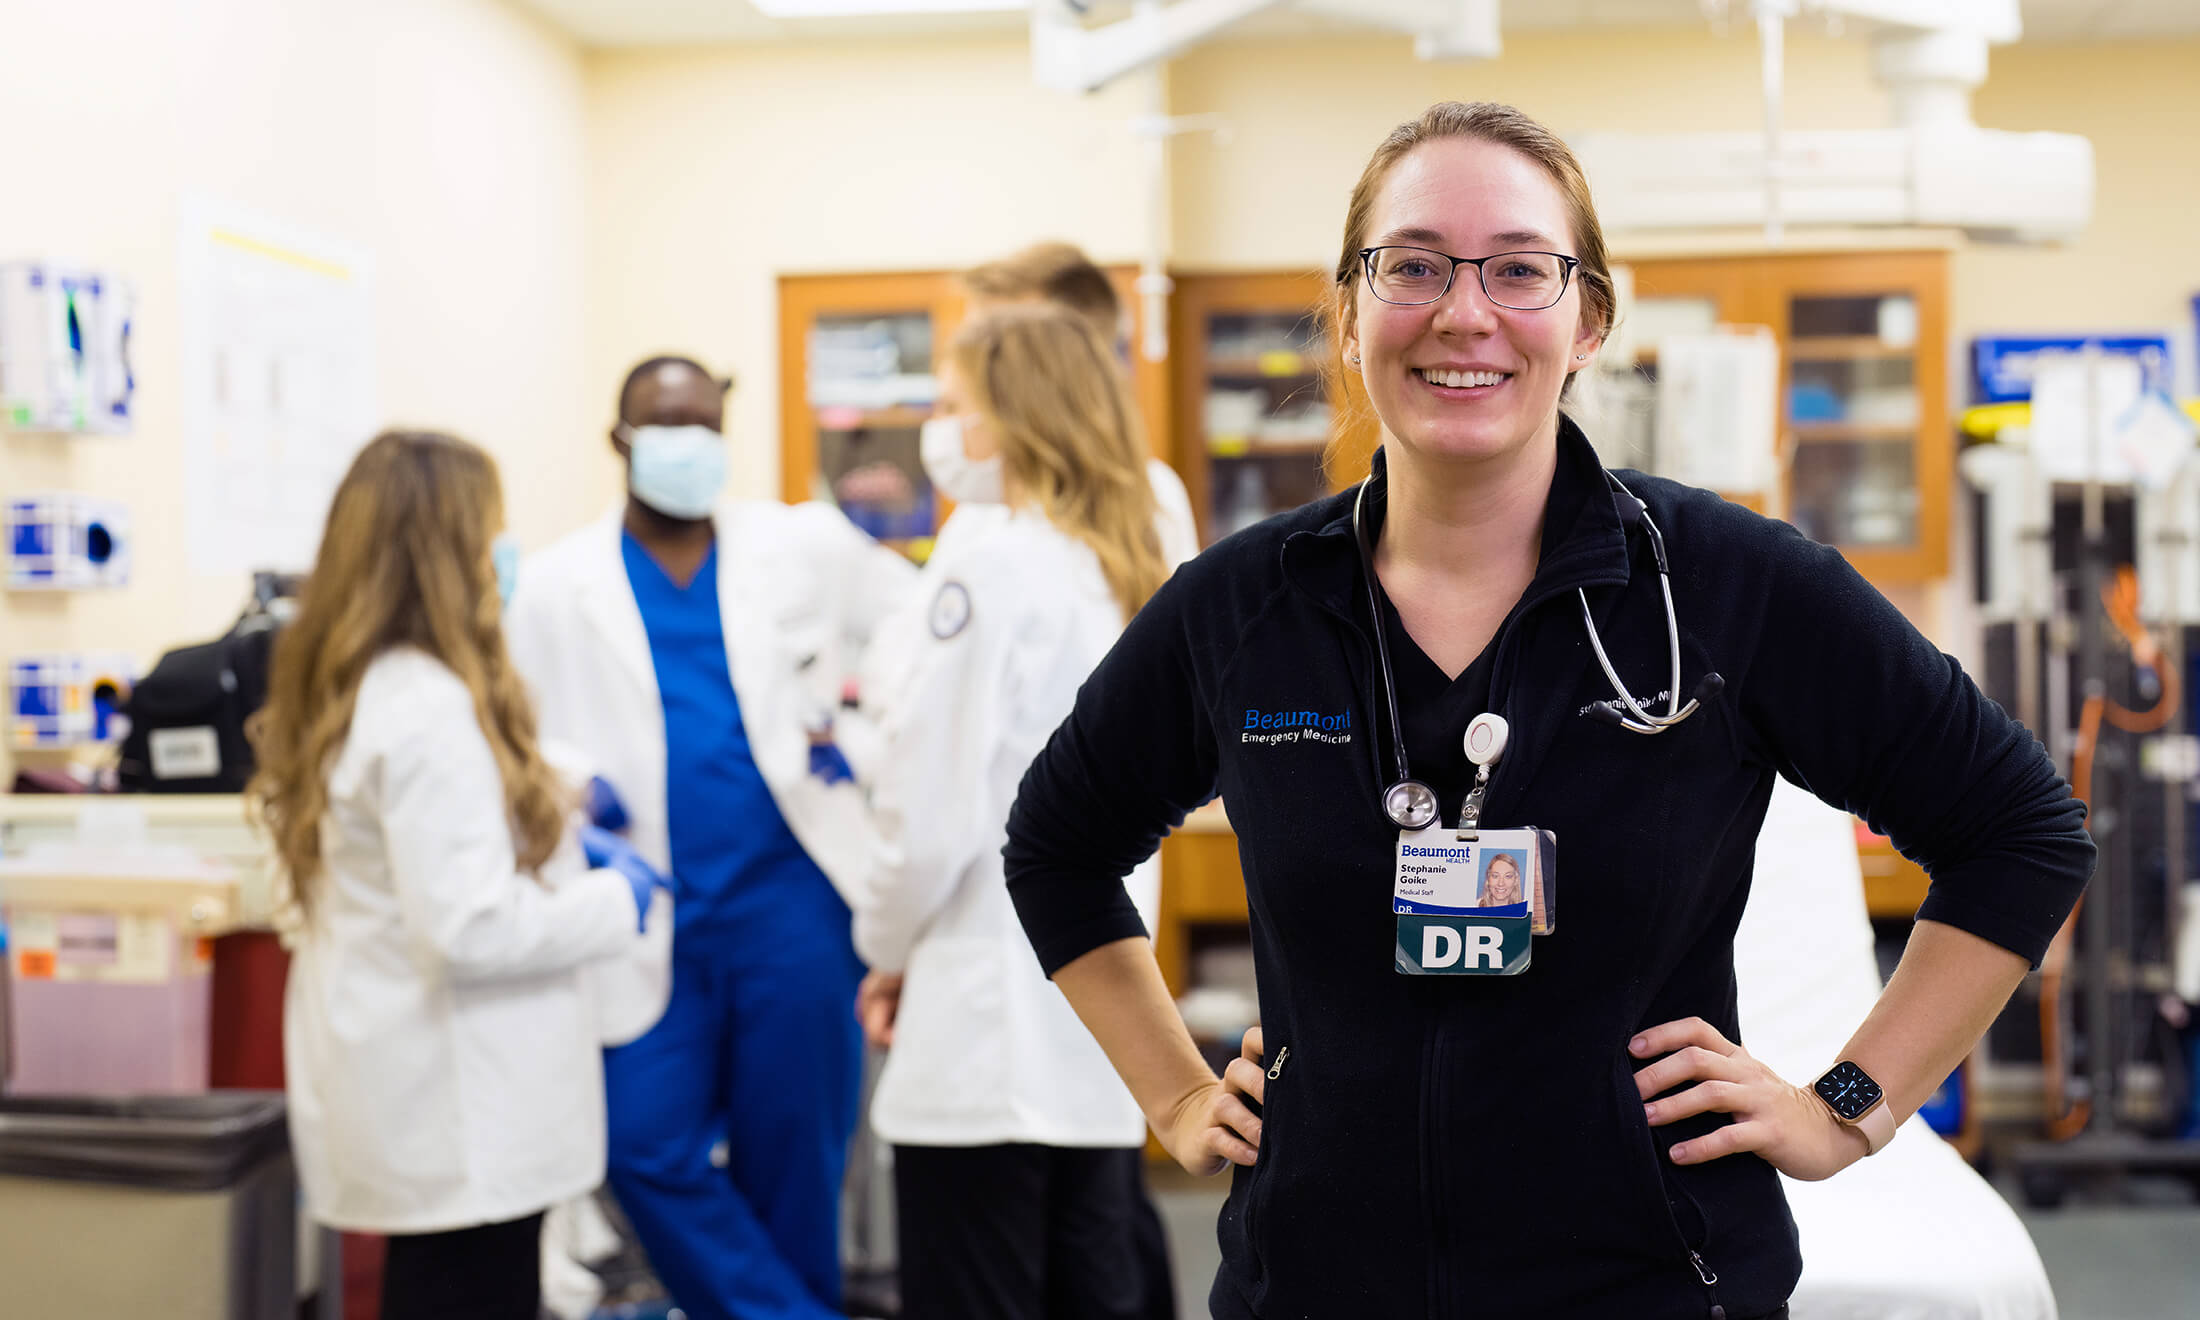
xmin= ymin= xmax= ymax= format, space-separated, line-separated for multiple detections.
xmin=1002 ymin=101 xmax=2093 ymax=1320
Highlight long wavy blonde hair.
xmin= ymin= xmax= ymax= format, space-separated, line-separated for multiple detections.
xmin=247 ymin=430 xmax=567 ymax=909
xmin=949 ymin=304 xmax=1168 ymax=618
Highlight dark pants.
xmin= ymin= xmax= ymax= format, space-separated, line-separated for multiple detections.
xmin=1121 ymin=1148 xmax=1178 ymax=1320
xmin=379 ymin=1211 xmax=544 ymax=1320
xmin=895 ymin=1143 xmax=1157 ymax=1320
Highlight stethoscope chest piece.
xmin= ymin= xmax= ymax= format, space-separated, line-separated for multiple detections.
xmin=1384 ymin=779 xmax=1440 ymax=831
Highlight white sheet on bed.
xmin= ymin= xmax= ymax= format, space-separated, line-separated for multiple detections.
xmin=1734 ymin=779 xmax=2058 ymax=1320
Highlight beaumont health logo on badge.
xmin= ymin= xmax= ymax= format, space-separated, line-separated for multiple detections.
xmin=1242 ymin=707 xmax=1354 ymax=746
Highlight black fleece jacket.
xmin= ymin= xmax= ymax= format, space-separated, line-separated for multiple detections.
xmin=1005 ymin=419 xmax=2093 ymax=1320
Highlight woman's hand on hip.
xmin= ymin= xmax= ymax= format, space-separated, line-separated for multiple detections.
xmin=1157 ymin=1025 xmax=1268 ymax=1176
xmin=1632 ymin=1017 xmax=1870 ymax=1182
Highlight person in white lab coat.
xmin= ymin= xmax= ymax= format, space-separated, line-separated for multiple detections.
xmin=247 ymin=430 xmax=668 ymax=1320
xmin=961 ymin=241 xmax=1200 ymax=565
xmin=503 ymin=356 xmax=914 ymax=1320
xmin=954 ymin=241 xmax=1192 ymax=1320
xmin=851 ymin=304 xmax=1172 ymax=1320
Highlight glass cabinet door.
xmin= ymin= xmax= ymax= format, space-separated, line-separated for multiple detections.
xmin=1199 ymin=309 xmax=1332 ymax=545
xmin=1785 ymin=293 xmax=1922 ymax=552
xmin=805 ymin=310 xmax=940 ymax=552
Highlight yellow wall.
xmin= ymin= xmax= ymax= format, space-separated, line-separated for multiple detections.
xmin=1962 ymin=39 xmax=2200 ymax=344
xmin=584 ymin=35 xmax=1154 ymax=499
xmin=1168 ymin=28 xmax=1890 ymax=269
xmin=1170 ymin=28 xmax=2200 ymax=351
xmin=0 ymin=0 xmax=592 ymax=781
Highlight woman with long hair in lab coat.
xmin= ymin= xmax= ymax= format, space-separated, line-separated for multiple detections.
xmin=853 ymin=303 xmax=1173 ymax=1320
xmin=248 ymin=429 xmax=667 ymax=1320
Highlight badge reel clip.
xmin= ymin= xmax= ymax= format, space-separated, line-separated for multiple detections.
xmin=1453 ymin=713 xmax=1508 ymax=841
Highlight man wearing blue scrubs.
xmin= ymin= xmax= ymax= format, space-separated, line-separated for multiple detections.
xmin=510 ymin=357 xmax=906 ymax=1319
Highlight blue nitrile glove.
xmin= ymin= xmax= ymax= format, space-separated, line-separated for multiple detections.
xmin=581 ymin=824 xmax=667 ymax=932
xmin=808 ymin=741 xmax=854 ymax=786
xmin=584 ymin=775 xmax=630 ymax=833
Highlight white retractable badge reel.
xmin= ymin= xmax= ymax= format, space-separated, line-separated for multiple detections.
xmin=1391 ymin=712 xmax=1556 ymax=978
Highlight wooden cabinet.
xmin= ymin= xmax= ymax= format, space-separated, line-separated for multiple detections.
xmin=777 ymin=272 xmax=963 ymax=557
xmin=1623 ymin=249 xmax=1952 ymax=585
xmin=1167 ymin=271 xmax=1379 ymax=545
xmin=777 ymin=267 xmax=1170 ymax=557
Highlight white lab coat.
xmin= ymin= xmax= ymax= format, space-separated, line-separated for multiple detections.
xmin=838 ymin=463 xmax=1194 ymax=781
xmin=1146 ymin=457 xmax=1200 ymax=567
xmin=503 ymin=501 xmax=915 ymax=909
xmin=855 ymin=508 xmax=1160 ymax=1148
xmin=282 ymin=647 xmax=652 ymax=1234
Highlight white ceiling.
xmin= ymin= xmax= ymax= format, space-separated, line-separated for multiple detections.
xmin=514 ymin=0 xmax=2200 ymax=49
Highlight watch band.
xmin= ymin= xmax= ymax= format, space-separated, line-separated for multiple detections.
xmin=1855 ymin=1100 xmax=1897 ymax=1155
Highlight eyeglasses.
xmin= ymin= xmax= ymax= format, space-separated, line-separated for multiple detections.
xmin=1357 ymin=246 xmax=1582 ymax=311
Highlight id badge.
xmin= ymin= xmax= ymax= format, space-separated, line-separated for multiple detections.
xmin=1392 ymin=826 xmax=1557 ymax=976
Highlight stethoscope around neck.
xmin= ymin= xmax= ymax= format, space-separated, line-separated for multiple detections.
xmin=1351 ymin=470 xmax=1725 ymax=831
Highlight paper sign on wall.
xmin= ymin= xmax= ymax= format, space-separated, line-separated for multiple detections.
xmin=178 ymin=198 xmax=376 ymax=575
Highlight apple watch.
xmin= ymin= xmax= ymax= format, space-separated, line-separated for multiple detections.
xmin=1811 ymin=1059 xmax=1896 ymax=1155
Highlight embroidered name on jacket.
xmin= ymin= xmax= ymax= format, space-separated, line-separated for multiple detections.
xmin=1241 ymin=708 xmax=1353 ymax=745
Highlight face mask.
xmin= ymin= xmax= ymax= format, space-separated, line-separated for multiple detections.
xmin=920 ymin=414 xmax=1004 ymax=505
xmin=624 ymin=423 xmax=728 ymax=520
xmin=492 ymin=533 xmax=521 ymax=609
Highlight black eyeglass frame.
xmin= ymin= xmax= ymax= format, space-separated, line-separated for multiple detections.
xmin=1355 ymin=246 xmax=1584 ymax=311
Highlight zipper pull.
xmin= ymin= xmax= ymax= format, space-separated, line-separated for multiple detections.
xmin=1689 ymin=1251 xmax=1724 ymax=1318
xmin=1266 ymin=1045 xmax=1291 ymax=1081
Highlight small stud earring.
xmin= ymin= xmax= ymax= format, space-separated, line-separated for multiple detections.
xmin=1347 ymin=354 xmax=1362 ymax=366
xmin=1574 ymin=353 xmax=1589 ymax=360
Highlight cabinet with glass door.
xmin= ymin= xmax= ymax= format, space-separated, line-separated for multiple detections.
xmin=778 ymin=272 xmax=963 ymax=562
xmin=779 ymin=268 xmax=1173 ymax=562
xmin=1622 ymin=249 xmax=1950 ymax=584
xmin=1169 ymin=271 xmax=1379 ymax=546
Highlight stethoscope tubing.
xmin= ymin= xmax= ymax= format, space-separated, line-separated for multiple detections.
xmin=1352 ymin=465 xmax=1715 ymax=827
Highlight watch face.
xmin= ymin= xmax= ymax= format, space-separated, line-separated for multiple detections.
xmin=1814 ymin=1061 xmax=1884 ymax=1121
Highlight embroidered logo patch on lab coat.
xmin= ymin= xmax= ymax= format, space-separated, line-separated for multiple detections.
xmin=929 ymin=581 xmax=972 ymax=639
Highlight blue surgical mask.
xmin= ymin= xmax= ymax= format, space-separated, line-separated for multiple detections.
xmin=492 ymin=533 xmax=521 ymax=608
xmin=623 ymin=423 xmax=728 ymax=520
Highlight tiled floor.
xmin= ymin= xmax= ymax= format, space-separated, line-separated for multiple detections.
xmin=1148 ymin=1170 xmax=2200 ymax=1319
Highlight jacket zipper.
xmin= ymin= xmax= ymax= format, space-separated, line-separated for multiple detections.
xmin=1421 ymin=1018 xmax=1450 ymax=1320
xmin=1689 ymin=1249 xmax=1725 ymax=1318
xmin=1266 ymin=1045 xmax=1290 ymax=1080
xmin=1658 ymin=1130 xmax=1724 ymax=1317
xmin=1298 ymin=546 xmax=1625 ymax=1319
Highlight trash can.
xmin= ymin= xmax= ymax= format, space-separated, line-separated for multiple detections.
xmin=0 ymin=1091 xmax=295 ymax=1319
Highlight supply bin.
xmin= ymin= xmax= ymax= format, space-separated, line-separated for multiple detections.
xmin=0 ymin=845 xmax=238 ymax=1093
xmin=0 ymin=1091 xmax=295 ymax=1319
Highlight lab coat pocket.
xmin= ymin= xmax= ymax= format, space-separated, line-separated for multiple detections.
xmin=580 ymin=887 xmax=673 ymax=1047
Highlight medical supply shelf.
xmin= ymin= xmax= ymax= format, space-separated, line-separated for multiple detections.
xmin=1625 ymin=248 xmax=1951 ymax=585
xmin=1167 ymin=270 xmax=1381 ymax=544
